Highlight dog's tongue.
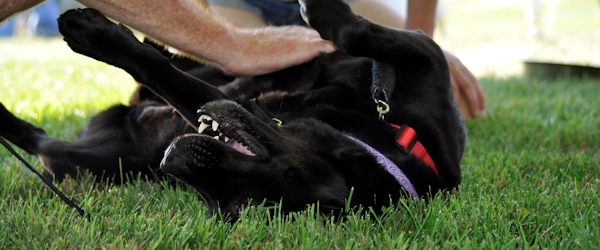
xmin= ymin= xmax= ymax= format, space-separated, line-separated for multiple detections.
xmin=227 ymin=140 xmax=254 ymax=156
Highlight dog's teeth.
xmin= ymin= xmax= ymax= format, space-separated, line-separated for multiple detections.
xmin=224 ymin=137 xmax=230 ymax=143
xmin=219 ymin=132 xmax=223 ymax=137
xmin=213 ymin=136 xmax=219 ymax=140
xmin=212 ymin=120 xmax=219 ymax=131
xmin=198 ymin=122 xmax=210 ymax=134
xmin=199 ymin=115 xmax=212 ymax=122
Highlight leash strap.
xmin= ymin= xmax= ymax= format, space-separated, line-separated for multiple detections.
xmin=390 ymin=124 xmax=438 ymax=175
xmin=250 ymin=98 xmax=284 ymax=126
xmin=370 ymin=60 xmax=396 ymax=103
xmin=0 ymin=136 xmax=90 ymax=221
xmin=345 ymin=134 xmax=419 ymax=199
xmin=250 ymin=98 xmax=274 ymax=123
xmin=371 ymin=60 xmax=396 ymax=120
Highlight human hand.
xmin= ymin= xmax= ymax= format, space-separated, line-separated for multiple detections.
xmin=443 ymin=50 xmax=486 ymax=119
xmin=214 ymin=25 xmax=336 ymax=76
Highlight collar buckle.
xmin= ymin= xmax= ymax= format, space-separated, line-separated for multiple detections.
xmin=394 ymin=124 xmax=418 ymax=154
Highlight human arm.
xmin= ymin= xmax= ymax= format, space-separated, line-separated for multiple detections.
xmin=0 ymin=0 xmax=44 ymax=21
xmin=75 ymin=0 xmax=335 ymax=76
xmin=405 ymin=0 xmax=437 ymax=37
xmin=444 ymin=51 xmax=486 ymax=119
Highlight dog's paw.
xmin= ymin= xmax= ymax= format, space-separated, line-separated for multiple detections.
xmin=58 ymin=8 xmax=140 ymax=63
xmin=299 ymin=0 xmax=358 ymax=42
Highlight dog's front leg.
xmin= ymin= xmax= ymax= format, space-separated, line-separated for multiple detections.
xmin=58 ymin=8 xmax=227 ymax=127
xmin=300 ymin=0 xmax=447 ymax=71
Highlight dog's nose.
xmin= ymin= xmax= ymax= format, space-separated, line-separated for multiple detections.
xmin=164 ymin=155 xmax=175 ymax=164
xmin=160 ymin=143 xmax=187 ymax=173
xmin=160 ymin=154 xmax=185 ymax=169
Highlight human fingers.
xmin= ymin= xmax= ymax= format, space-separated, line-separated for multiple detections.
xmin=444 ymin=51 xmax=485 ymax=119
xmin=451 ymin=73 xmax=476 ymax=119
xmin=269 ymin=26 xmax=337 ymax=53
xmin=450 ymin=73 xmax=460 ymax=104
xmin=451 ymin=51 xmax=486 ymax=111
xmin=454 ymin=65 xmax=479 ymax=118
xmin=222 ymin=26 xmax=336 ymax=76
xmin=458 ymin=65 xmax=486 ymax=118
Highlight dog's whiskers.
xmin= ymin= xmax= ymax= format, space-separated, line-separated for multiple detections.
xmin=275 ymin=98 xmax=284 ymax=121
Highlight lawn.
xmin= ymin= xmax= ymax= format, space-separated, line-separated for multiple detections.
xmin=1 ymin=0 xmax=599 ymax=249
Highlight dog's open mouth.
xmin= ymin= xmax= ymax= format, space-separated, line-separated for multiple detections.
xmin=197 ymin=113 xmax=256 ymax=156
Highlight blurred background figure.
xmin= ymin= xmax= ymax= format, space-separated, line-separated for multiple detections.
xmin=524 ymin=0 xmax=560 ymax=40
xmin=524 ymin=0 xmax=542 ymax=39
xmin=0 ymin=0 xmax=82 ymax=37
xmin=0 ymin=15 xmax=14 ymax=36
xmin=26 ymin=0 xmax=60 ymax=36
xmin=437 ymin=0 xmax=599 ymax=79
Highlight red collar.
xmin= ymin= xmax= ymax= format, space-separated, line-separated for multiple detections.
xmin=390 ymin=124 xmax=438 ymax=175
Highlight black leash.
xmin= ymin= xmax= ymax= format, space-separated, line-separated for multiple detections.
xmin=0 ymin=136 xmax=90 ymax=221
xmin=371 ymin=60 xmax=396 ymax=104
xmin=371 ymin=60 xmax=396 ymax=120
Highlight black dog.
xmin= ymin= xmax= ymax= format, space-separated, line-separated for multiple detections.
xmin=0 ymin=0 xmax=465 ymax=220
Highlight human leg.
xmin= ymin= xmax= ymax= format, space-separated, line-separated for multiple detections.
xmin=347 ymin=0 xmax=405 ymax=29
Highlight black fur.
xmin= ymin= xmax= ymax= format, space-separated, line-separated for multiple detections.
xmin=0 ymin=0 xmax=465 ymax=221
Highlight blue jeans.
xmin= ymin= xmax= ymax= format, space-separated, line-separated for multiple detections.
xmin=208 ymin=0 xmax=359 ymax=26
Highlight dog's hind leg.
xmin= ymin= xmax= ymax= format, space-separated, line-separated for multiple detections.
xmin=0 ymin=102 xmax=86 ymax=181
xmin=0 ymin=103 xmax=173 ymax=182
xmin=0 ymin=103 xmax=48 ymax=156
xmin=58 ymin=8 xmax=227 ymax=127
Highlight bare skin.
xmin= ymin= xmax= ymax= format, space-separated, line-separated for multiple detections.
xmin=444 ymin=50 xmax=486 ymax=119
xmin=1 ymin=0 xmax=335 ymax=76
xmin=405 ymin=0 xmax=437 ymax=37
xmin=0 ymin=0 xmax=44 ymax=21
xmin=209 ymin=5 xmax=265 ymax=28
xmin=77 ymin=0 xmax=336 ymax=76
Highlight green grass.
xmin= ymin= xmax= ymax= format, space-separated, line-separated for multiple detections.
xmin=1 ymin=40 xmax=599 ymax=249
xmin=1 ymin=1 xmax=600 ymax=248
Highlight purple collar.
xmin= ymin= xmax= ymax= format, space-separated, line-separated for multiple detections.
xmin=345 ymin=134 xmax=419 ymax=199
